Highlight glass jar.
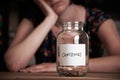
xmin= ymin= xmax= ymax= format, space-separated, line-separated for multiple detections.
xmin=56 ymin=21 xmax=89 ymax=76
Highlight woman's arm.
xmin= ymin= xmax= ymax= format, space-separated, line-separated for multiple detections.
xmin=4 ymin=0 xmax=58 ymax=72
xmin=89 ymin=56 xmax=120 ymax=72
xmin=89 ymin=19 xmax=120 ymax=72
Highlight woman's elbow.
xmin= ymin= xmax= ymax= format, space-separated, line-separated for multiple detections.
xmin=113 ymin=55 xmax=120 ymax=72
xmin=4 ymin=54 xmax=21 ymax=72
xmin=117 ymin=56 xmax=120 ymax=72
xmin=6 ymin=63 xmax=21 ymax=72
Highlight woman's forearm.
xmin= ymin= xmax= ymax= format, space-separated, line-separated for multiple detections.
xmin=89 ymin=55 xmax=120 ymax=72
xmin=4 ymin=15 xmax=57 ymax=72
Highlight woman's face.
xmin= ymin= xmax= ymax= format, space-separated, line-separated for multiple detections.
xmin=45 ymin=0 xmax=71 ymax=14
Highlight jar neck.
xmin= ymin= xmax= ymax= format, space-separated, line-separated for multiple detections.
xmin=63 ymin=21 xmax=84 ymax=31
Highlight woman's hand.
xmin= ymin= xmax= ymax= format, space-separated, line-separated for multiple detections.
xmin=19 ymin=63 xmax=56 ymax=73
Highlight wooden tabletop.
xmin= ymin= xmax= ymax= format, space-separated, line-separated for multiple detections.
xmin=0 ymin=72 xmax=120 ymax=80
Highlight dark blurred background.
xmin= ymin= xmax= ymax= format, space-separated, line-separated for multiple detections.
xmin=0 ymin=0 xmax=120 ymax=71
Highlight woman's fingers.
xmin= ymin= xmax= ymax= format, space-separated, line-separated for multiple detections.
xmin=19 ymin=66 xmax=43 ymax=72
xmin=19 ymin=63 xmax=56 ymax=73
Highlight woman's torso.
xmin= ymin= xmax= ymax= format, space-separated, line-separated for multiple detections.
xmin=35 ymin=8 xmax=111 ymax=64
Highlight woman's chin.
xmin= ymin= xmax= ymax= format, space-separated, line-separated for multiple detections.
xmin=53 ymin=9 xmax=64 ymax=15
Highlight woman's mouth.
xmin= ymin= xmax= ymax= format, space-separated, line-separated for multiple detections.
xmin=51 ymin=1 xmax=61 ymax=9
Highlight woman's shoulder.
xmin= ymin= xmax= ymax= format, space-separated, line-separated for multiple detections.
xmin=85 ymin=7 xmax=111 ymax=32
xmin=86 ymin=7 xmax=111 ymax=19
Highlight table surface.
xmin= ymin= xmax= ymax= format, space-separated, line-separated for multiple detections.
xmin=0 ymin=72 xmax=120 ymax=80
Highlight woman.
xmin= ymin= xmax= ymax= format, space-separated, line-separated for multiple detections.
xmin=4 ymin=0 xmax=120 ymax=72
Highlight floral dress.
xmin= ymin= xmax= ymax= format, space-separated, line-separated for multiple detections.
xmin=34 ymin=8 xmax=111 ymax=64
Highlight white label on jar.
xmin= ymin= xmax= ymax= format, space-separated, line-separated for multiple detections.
xmin=60 ymin=44 xmax=86 ymax=66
